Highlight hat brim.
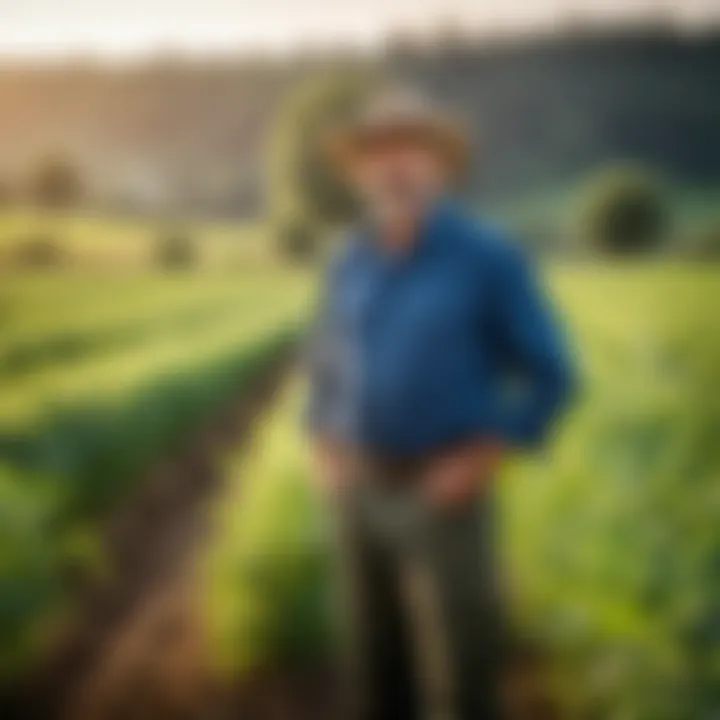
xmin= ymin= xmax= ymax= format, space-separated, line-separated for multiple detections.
xmin=324 ymin=118 xmax=469 ymax=180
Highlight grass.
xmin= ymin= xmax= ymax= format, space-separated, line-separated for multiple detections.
xmin=202 ymin=263 xmax=720 ymax=718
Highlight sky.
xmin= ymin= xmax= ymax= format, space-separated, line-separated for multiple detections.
xmin=0 ymin=0 xmax=718 ymax=59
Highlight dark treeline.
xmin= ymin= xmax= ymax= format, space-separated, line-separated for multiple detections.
xmin=0 ymin=25 xmax=718 ymax=216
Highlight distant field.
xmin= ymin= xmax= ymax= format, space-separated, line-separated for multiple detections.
xmin=2 ymin=183 xmax=718 ymax=271
xmin=0 ymin=209 xmax=271 ymax=268
xmin=0 ymin=267 xmax=313 ymax=677
xmin=203 ymin=265 xmax=720 ymax=717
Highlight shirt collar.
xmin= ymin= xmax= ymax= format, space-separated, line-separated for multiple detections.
xmin=360 ymin=197 xmax=454 ymax=262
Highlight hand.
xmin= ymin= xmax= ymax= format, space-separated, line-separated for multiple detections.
xmin=311 ymin=440 xmax=352 ymax=499
xmin=424 ymin=442 xmax=503 ymax=508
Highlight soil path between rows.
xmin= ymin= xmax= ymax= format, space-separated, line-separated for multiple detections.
xmin=8 ymin=351 xmax=295 ymax=720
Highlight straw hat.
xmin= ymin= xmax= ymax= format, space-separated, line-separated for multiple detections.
xmin=325 ymin=85 xmax=469 ymax=179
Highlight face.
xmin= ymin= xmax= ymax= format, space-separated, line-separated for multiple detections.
xmin=348 ymin=134 xmax=448 ymax=228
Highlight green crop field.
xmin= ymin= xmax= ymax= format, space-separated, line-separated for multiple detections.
xmin=203 ymin=265 xmax=720 ymax=718
xmin=2 ymin=217 xmax=719 ymax=717
xmin=0 ymin=267 xmax=312 ymax=676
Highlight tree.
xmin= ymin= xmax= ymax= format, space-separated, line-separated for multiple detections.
xmin=577 ymin=165 xmax=670 ymax=256
xmin=12 ymin=233 xmax=67 ymax=268
xmin=273 ymin=217 xmax=318 ymax=263
xmin=31 ymin=155 xmax=83 ymax=209
xmin=683 ymin=222 xmax=720 ymax=261
xmin=155 ymin=229 xmax=198 ymax=269
xmin=0 ymin=176 xmax=15 ymax=207
xmin=267 ymin=69 xmax=374 ymax=258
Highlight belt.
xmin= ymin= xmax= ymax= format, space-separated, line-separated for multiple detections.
xmin=357 ymin=451 xmax=435 ymax=486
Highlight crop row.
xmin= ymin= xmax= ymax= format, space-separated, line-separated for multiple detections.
xmin=0 ymin=273 xmax=312 ymax=678
xmin=203 ymin=382 xmax=333 ymax=676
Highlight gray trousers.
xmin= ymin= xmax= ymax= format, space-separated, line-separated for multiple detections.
xmin=336 ymin=465 xmax=504 ymax=720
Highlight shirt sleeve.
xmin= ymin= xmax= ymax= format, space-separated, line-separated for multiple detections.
xmin=303 ymin=254 xmax=345 ymax=440
xmin=489 ymin=243 xmax=577 ymax=448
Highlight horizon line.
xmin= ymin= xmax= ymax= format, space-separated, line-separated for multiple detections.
xmin=0 ymin=12 xmax=718 ymax=67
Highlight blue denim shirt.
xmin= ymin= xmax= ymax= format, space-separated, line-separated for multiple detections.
xmin=307 ymin=202 xmax=575 ymax=455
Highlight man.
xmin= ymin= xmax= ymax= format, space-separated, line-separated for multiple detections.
xmin=306 ymin=87 xmax=575 ymax=719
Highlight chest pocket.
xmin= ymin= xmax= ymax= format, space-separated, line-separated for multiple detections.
xmin=332 ymin=271 xmax=386 ymax=337
xmin=394 ymin=271 xmax=476 ymax=349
